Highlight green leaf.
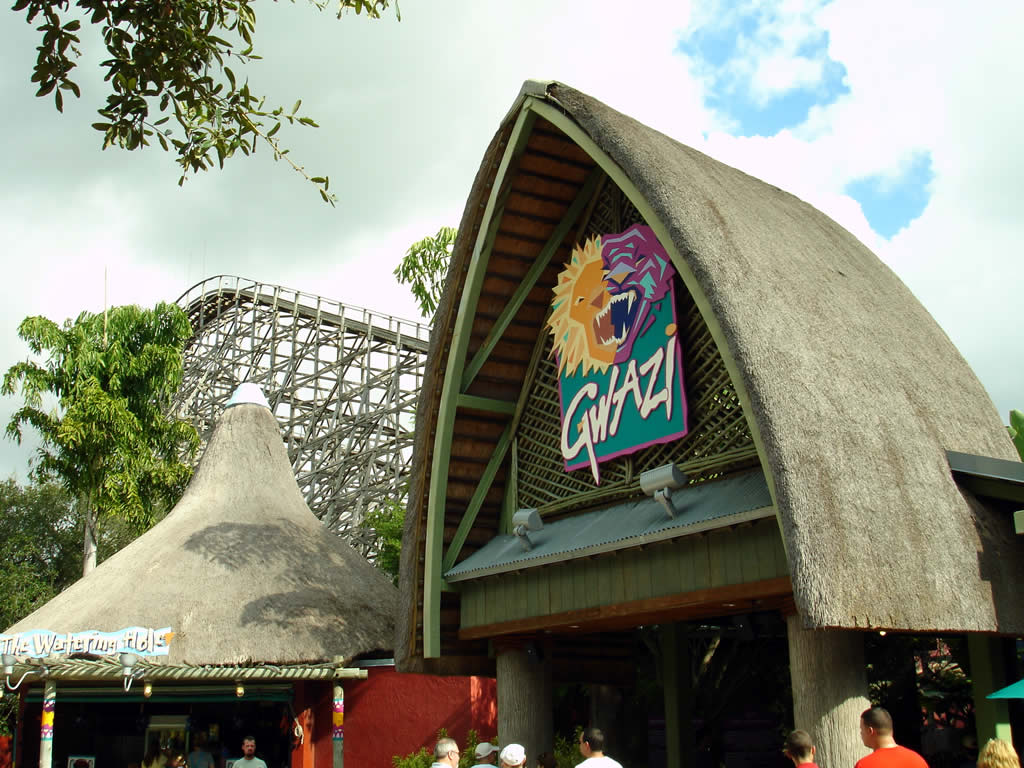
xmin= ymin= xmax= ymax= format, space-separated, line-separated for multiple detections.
xmin=1009 ymin=410 xmax=1024 ymax=461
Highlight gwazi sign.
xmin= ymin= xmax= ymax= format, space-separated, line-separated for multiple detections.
xmin=547 ymin=225 xmax=688 ymax=483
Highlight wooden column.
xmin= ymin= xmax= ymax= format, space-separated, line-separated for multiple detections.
xmin=662 ymin=624 xmax=683 ymax=768
xmin=38 ymin=680 xmax=55 ymax=768
xmin=332 ymin=684 xmax=344 ymax=768
xmin=496 ymin=642 xmax=552 ymax=761
xmin=786 ymin=615 xmax=870 ymax=768
xmin=969 ymin=635 xmax=1013 ymax=743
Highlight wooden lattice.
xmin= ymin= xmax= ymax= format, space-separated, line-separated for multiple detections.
xmin=172 ymin=276 xmax=431 ymax=558
xmin=515 ymin=186 xmax=759 ymax=516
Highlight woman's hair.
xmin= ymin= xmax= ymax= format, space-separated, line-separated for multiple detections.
xmin=144 ymin=739 xmax=162 ymax=767
xmin=978 ymin=739 xmax=1021 ymax=768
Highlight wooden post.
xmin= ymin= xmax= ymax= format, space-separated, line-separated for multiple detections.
xmin=496 ymin=642 xmax=552 ymax=761
xmin=786 ymin=615 xmax=870 ymax=768
xmin=969 ymin=635 xmax=1013 ymax=743
xmin=662 ymin=624 xmax=682 ymax=768
xmin=39 ymin=680 xmax=56 ymax=768
xmin=332 ymin=684 xmax=344 ymax=768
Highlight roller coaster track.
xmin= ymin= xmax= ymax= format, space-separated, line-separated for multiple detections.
xmin=173 ymin=276 xmax=431 ymax=559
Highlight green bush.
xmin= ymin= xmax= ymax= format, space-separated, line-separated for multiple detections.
xmin=393 ymin=729 xmax=496 ymax=768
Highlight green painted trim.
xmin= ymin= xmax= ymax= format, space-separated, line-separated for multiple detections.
xmin=442 ymin=422 xmax=516 ymax=572
xmin=502 ymin=438 xmax=519 ymax=532
xmin=969 ymin=634 xmax=1014 ymax=743
xmin=456 ymin=394 xmax=516 ymax=415
xmin=424 ymin=107 xmax=538 ymax=659
xmin=526 ymin=98 xmax=779 ymax=530
xmin=459 ymin=517 xmax=788 ymax=627
xmin=460 ymin=166 xmax=604 ymax=392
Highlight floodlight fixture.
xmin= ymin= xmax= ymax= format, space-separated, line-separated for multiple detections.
xmin=640 ymin=463 xmax=688 ymax=519
xmin=120 ymin=652 xmax=146 ymax=692
xmin=512 ymin=508 xmax=542 ymax=551
xmin=3 ymin=654 xmax=47 ymax=691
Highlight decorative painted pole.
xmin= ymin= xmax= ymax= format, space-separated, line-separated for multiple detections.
xmin=332 ymin=684 xmax=344 ymax=768
xmin=39 ymin=680 xmax=56 ymax=768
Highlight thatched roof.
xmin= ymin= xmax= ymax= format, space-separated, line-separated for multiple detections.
xmin=7 ymin=385 xmax=397 ymax=667
xmin=397 ymin=80 xmax=1024 ymax=672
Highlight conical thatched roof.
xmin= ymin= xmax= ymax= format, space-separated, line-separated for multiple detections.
xmin=7 ymin=386 xmax=396 ymax=666
xmin=397 ymin=80 xmax=1024 ymax=671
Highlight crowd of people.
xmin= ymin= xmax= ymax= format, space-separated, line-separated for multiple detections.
xmin=782 ymin=708 xmax=1021 ymax=768
xmin=430 ymin=727 xmax=621 ymax=768
xmin=429 ymin=708 xmax=1021 ymax=768
xmin=141 ymin=736 xmax=266 ymax=768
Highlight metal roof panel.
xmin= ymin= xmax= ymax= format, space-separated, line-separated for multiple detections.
xmin=445 ymin=470 xmax=773 ymax=582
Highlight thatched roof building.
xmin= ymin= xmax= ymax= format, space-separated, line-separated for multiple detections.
xmin=7 ymin=385 xmax=396 ymax=668
xmin=396 ymin=80 xmax=1024 ymax=678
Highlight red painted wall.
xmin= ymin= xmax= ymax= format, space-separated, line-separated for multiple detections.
xmin=0 ymin=735 xmax=12 ymax=768
xmin=342 ymin=667 xmax=497 ymax=768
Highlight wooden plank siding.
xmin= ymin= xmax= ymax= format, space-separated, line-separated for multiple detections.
xmin=457 ymin=518 xmax=789 ymax=634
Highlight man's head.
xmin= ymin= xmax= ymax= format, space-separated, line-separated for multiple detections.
xmin=579 ymin=728 xmax=606 ymax=758
xmin=241 ymin=738 xmax=257 ymax=759
xmin=784 ymin=730 xmax=815 ymax=765
xmin=860 ymin=707 xmax=894 ymax=749
xmin=434 ymin=738 xmax=460 ymax=768
xmin=498 ymin=744 xmax=526 ymax=768
xmin=474 ymin=743 xmax=499 ymax=765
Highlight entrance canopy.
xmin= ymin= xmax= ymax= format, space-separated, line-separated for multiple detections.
xmin=396 ymin=80 xmax=1024 ymax=676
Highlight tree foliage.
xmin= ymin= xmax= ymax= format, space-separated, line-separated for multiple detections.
xmin=13 ymin=0 xmax=396 ymax=203
xmin=394 ymin=226 xmax=457 ymax=319
xmin=0 ymin=479 xmax=80 ymax=632
xmin=1008 ymin=409 xmax=1024 ymax=460
xmin=359 ymin=499 xmax=403 ymax=583
xmin=2 ymin=303 xmax=199 ymax=574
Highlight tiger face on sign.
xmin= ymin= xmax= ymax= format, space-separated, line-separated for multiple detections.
xmin=548 ymin=225 xmax=675 ymax=377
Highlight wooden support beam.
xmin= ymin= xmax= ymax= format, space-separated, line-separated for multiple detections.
xmin=442 ymin=422 xmax=515 ymax=572
xmin=460 ymin=166 xmax=603 ymax=392
xmin=423 ymin=107 xmax=537 ymax=659
xmin=456 ymin=394 xmax=516 ymax=415
xmin=459 ymin=577 xmax=792 ymax=639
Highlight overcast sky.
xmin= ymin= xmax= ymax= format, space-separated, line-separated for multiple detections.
xmin=1 ymin=0 xmax=1021 ymax=479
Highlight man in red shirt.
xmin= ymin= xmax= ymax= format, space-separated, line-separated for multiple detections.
xmin=784 ymin=730 xmax=819 ymax=768
xmin=856 ymin=707 xmax=928 ymax=768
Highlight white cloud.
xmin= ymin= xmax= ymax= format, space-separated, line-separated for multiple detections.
xmin=1 ymin=0 xmax=1021 ymax=481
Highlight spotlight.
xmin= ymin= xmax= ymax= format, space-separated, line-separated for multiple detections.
xmin=511 ymin=508 xmax=542 ymax=551
xmin=119 ymin=653 xmax=145 ymax=693
xmin=235 ymin=683 xmax=245 ymax=698
xmin=640 ymin=463 xmax=688 ymax=518
xmin=143 ymin=682 xmax=153 ymax=698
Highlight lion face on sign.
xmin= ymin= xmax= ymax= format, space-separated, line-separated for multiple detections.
xmin=548 ymin=225 xmax=675 ymax=377
xmin=549 ymin=236 xmax=616 ymax=377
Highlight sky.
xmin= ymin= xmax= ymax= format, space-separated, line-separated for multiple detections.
xmin=1 ymin=0 xmax=1020 ymax=478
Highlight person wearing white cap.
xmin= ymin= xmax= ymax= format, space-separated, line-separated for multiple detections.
xmin=499 ymin=744 xmax=527 ymax=768
xmin=472 ymin=743 xmax=499 ymax=768
xmin=577 ymin=728 xmax=622 ymax=768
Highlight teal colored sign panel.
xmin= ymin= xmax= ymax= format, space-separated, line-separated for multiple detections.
xmin=547 ymin=225 xmax=689 ymax=484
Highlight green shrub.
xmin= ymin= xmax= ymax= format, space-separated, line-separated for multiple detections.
xmin=392 ymin=729 xmax=496 ymax=768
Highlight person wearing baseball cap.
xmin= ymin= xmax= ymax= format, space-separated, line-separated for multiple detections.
xmin=472 ymin=743 xmax=499 ymax=768
xmin=499 ymin=744 xmax=527 ymax=768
